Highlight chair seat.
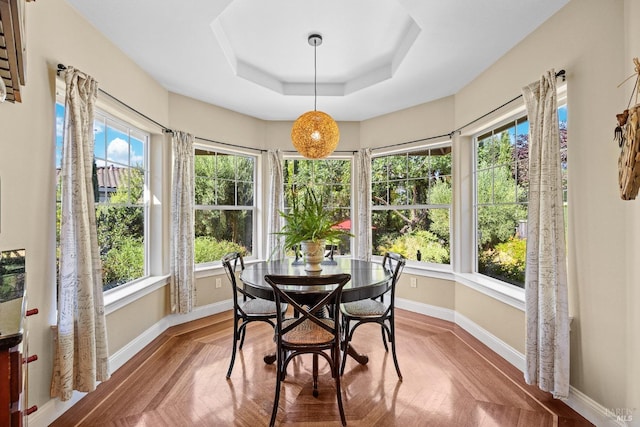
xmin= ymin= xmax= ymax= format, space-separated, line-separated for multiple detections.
xmin=242 ymin=298 xmax=285 ymax=315
xmin=282 ymin=318 xmax=335 ymax=345
xmin=341 ymin=299 xmax=387 ymax=317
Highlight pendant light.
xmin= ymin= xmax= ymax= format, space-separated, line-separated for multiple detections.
xmin=291 ymin=34 xmax=340 ymax=159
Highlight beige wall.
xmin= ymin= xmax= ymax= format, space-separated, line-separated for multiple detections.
xmin=361 ymin=95 xmax=455 ymax=149
xmin=0 ymin=0 xmax=170 ymax=409
xmin=454 ymin=284 xmax=525 ymax=354
xmin=624 ymin=0 xmax=640 ymax=413
xmin=195 ymin=273 xmax=233 ymax=307
xmin=396 ymin=275 xmax=455 ymax=311
xmin=1 ymin=0 xmax=637 ymax=421
xmin=455 ymin=0 xmax=633 ymax=410
xmin=168 ymin=92 xmax=266 ymax=150
xmin=106 ymin=287 xmax=167 ymax=355
xmin=169 ymin=92 xmax=363 ymax=153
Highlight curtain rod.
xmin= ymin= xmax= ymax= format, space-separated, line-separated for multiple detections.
xmin=374 ymin=69 xmax=567 ymax=151
xmin=57 ymin=64 xmax=171 ymax=133
xmin=370 ymin=133 xmax=452 ymax=152
xmin=56 ymin=63 xmax=265 ymax=153
xmin=195 ymin=136 xmax=265 ymax=153
xmin=451 ymin=69 xmax=566 ymax=136
xmin=57 ymin=63 xmax=565 ymax=156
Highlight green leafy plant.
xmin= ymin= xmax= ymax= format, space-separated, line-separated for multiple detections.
xmin=379 ymin=230 xmax=450 ymax=264
xmin=478 ymin=237 xmax=526 ymax=287
xmin=102 ymin=236 xmax=144 ymax=290
xmin=194 ymin=237 xmax=246 ymax=264
xmin=276 ymin=187 xmax=353 ymax=250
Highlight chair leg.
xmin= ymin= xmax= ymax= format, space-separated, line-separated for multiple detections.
xmin=340 ymin=317 xmax=351 ymax=375
xmin=226 ymin=315 xmax=240 ymax=378
xmin=270 ymin=349 xmax=283 ymax=427
xmin=334 ymin=357 xmax=347 ymax=426
xmin=380 ymin=324 xmax=389 ymax=352
xmin=238 ymin=322 xmax=247 ymax=349
xmin=389 ymin=317 xmax=402 ymax=381
xmin=312 ymin=353 xmax=319 ymax=398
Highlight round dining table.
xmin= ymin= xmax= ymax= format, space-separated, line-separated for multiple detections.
xmin=240 ymin=257 xmax=392 ymax=366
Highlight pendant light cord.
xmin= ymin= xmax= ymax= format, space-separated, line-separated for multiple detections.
xmin=313 ymin=39 xmax=317 ymax=111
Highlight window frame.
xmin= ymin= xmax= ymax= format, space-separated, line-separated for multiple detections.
xmin=281 ymin=153 xmax=355 ymax=258
xmin=470 ymin=91 xmax=568 ymax=292
xmin=95 ymin=110 xmax=152 ymax=289
xmin=55 ymin=101 xmax=152 ymax=293
xmin=54 ymin=77 xmax=171 ymax=314
xmin=370 ymin=141 xmax=453 ymax=269
xmin=193 ymin=143 xmax=259 ymax=269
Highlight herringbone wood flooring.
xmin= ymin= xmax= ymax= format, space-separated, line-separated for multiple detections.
xmin=51 ymin=309 xmax=593 ymax=426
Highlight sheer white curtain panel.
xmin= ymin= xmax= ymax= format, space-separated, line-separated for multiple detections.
xmin=356 ymin=148 xmax=372 ymax=261
xmin=522 ymin=69 xmax=570 ymax=399
xmin=267 ymin=149 xmax=285 ymax=260
xmin=51 ymin=67 xmax=110 ymax=401
xmin=170 ymin=131 xmax=195 ymax=314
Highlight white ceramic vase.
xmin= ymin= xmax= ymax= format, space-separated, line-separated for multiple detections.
xmin=300 ymin=240 xmax=325 ymax=272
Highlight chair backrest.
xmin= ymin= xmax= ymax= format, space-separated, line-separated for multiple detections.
xmin=264 ymin=274 xmax=351 ymax=342
xmin=382 ymin=252 xmax=406 ymax=304
xmin=221 ymin=252 xmax=248 ymax=308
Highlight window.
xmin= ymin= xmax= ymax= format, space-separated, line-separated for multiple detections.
xmin=194 ymin=148 xmax=256 ymax=264
xmin=474 ymin=105 xmax=567 ymax=288
xmin=56 ymin=104 xmax=150 ymax=291
xmin=371 ymin=146 xmax=452 ymax=264
xmin=283 ymin=158 xmax=352 ymax=256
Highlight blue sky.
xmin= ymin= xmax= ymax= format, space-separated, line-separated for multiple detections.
xmin=56 ymin=103 xmax=145 ymax=169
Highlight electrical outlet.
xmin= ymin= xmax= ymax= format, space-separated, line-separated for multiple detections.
xmin=215 ymin=278 xmax=222 ymax=289
xmin=410 ymin=277 xmax=417 ymax=288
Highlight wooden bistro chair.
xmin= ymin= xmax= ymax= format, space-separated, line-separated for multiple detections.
xmin=340 ymin=252 xmax=406 ymax=380
xmin=264 ymin=273 xmax=352 ymax=427
xmin=222 ymin=252 xmax=287 ymax=379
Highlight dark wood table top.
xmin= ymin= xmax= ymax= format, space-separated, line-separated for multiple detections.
xmin=240 ymin=258 xmax=392 ymax=303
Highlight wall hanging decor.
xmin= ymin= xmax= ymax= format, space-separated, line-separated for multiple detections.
xmin=616 ymin=57 xmax=640 ymax=200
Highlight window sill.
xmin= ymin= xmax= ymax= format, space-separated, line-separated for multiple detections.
xmin=104 ymin=275 xmax=170 ymax=315
xmin=194 ymin=257 xmax=261 ymax=279
xmin=454 ymin=272 xmax=525 ymax=311
xmin=403 ymin=261 xmax=455 ymax=281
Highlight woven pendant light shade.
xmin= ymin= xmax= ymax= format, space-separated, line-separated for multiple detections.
xmin=291 ymin=110 xmax=340 ymax=159
xmin=290 ymin=34 xmax=339 ymax=159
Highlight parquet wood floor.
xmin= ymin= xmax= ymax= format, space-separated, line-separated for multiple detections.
xmin=50 ymin=309 xmax=593 ymax=426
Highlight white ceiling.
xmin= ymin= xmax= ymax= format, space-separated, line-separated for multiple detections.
xmin=65 ymin=0 xmax=569 ymax=122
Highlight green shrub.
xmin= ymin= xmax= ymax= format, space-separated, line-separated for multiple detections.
xmin=102 ymin=237 xmax=144 ymax=290
xmin=478 ymin=237 xmax=526 ymax=287
xmin=194 ymin=237 xmax=246 ymax=264
xmin=379 ymin=230 xmax=449 ymax=264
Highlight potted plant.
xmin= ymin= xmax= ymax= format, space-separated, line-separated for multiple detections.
xmin=276 ymin=187 xmax=353 ymax=271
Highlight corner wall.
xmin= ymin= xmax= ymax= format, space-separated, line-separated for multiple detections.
xmin=0 ymin=0 xmax=170 ymax=411
xmin=455 ymin=0 xmax=633 ymax=415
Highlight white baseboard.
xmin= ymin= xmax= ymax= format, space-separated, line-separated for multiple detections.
xmin=28 ymin=392 xmax=87 ymax=427
xmin=565 ymin=386 xmax=631 ymax=427
xmin=109 ymin=299 xmax=233 ymax=373
xmin=28 ymin=299 xmax=233 ymax=427
xmin=395 ymin=297 xmax=455 ymax=322
xmin=454 ymin=311 xmax=525 ymax=372
xmin=397 ymin=297 xmax=626 ymax=427
xmin=31 ymin=297 xmax=622 ymax=427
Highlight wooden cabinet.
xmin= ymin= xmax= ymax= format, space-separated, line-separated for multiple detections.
xmin=0 ymin=249 xmax=36 ymax=426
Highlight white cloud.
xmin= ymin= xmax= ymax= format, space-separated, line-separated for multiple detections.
xmin=56 ymin=115 xmax=64 ymax=138
xmin=107 ymin=137 xmax=144 ymax=166
xmin=107 ymin=138 xmax=143 ymax=166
